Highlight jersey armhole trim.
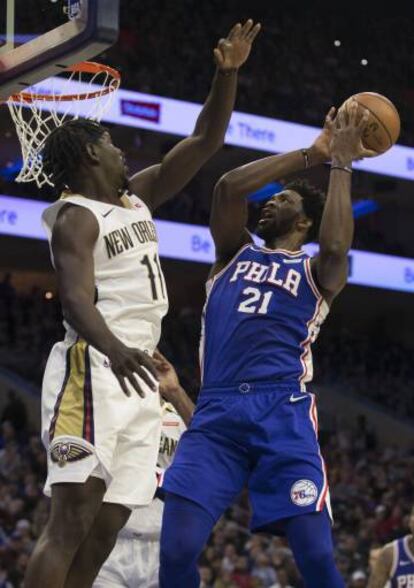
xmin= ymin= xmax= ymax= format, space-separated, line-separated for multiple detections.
xmin=57 ymin=196 xmax=104 ymax=237
xmin=125 ymin=192 xmax=153 ymax=217
xmin=404 ymin=536 xmax=414 ymax=564
xmin=304 ymin=258 xmax=329 ymax=308
xmin=209 ymin=243 xmax=252 ymax=286
xmin=253 ymin=245 xmax=304 ymax=256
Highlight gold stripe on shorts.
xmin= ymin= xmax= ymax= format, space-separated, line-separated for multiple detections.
xmin=53 ymin=340 xmax=88 ymax=439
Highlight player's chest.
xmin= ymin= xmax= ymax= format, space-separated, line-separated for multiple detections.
xmin=211 ymin=257 xmax=315 ymax=318
xmin=97 ymin=211 xmax=159 ymax=265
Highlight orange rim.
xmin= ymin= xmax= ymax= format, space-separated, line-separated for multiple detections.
xmin=8 ymin=61 xmax=121 ymax=103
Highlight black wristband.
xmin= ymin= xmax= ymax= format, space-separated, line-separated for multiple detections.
xmin=218 ymin=68 xmax=237 ymax=76
xmin=301 ymin=148 xmax=310 ymax=169
xmin=331 ymin=164 xmax=353 ymax=174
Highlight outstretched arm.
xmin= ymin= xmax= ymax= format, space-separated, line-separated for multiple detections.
xmin=312 ymin=100 xmax=373 ymax=304
xmin=130 ymin=20 xmax=261 ymax=211
xmin=367 ymin=545 xmax=393 ymax=588
xmin=210 ymin=109 xmax=336 ymax=266
xmin=153 ymin=350 xmax=194 ymax=426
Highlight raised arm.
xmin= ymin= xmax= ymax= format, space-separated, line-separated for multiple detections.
xmin=367 ymin=544 xmax=393 ymax=588
xmin=210 ymin=109 xmax=336 ymax=265
xmin=52 ymin=205 xmax=159 ymax=398
xmin=312 ymin=101 xmax=373 ymax=303
xmin=129 ymin=20 xmax=261 ymax=211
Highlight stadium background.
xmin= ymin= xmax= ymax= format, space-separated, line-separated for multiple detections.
xmin=0 ymin=1 xmax=414 ymax=586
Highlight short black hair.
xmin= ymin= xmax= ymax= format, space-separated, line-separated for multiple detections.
xmin=284 ymin=179 xmax=326 ymax=243
xmin=41 ymin=119 xmax=107 ymax=192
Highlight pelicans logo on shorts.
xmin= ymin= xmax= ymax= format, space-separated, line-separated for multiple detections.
xmin=50 ymin=440 xmax=93 ymax=468
xmin=290 ymin=480 xmax=318 ymax=506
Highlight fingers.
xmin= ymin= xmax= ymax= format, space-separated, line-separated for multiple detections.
xmin=241 ymin=19 xmax=254 ymax=37
xmin=227 ymin=22 xmax=241 ymax=41
xmin=247 ymin=22 xmax=261 ymax=42
xmin=324 ymin=106 xmax=336 ymax=129
xmin=116 ymin=375 xmax=131 ymax=398
xmin=153 ymin=349 xmax=166 ymax=363
xmin=358 ymin=107 xmax=370 ymax=130
xmin=137 ymin=351 xmax=159 ymax=383
xmin=336 ymin=107 xmax=346 ymax=129
xmin=359 ymin=145 xmax=377 ymax=158
xmin=227 ymin=19 xmax=261 ymax=43
xmin=348 ymin=99 xmax=360 ymax=126
xmin=133 ymin=368 xmax=156 ymax=397
xmin=153 ymin=349 xmax=170 ymax=369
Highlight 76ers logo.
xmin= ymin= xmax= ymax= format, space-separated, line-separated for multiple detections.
xmin=290 ymin=480 xmax=318 ymax=506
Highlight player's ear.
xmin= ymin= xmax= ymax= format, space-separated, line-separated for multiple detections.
xmin=85 ymin=142 xmax=100 ymax=165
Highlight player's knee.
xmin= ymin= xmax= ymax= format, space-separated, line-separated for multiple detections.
xmin=160 ymin=533 xmax=200 ymax=569
xmin=299 ymin=544 xmax=336 ymax=572
xmin=47 ymin=504 xmax=96 ymax=549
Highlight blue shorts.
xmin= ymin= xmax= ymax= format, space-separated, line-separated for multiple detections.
xmin=162 ymin=382 xmax=331 ymax=532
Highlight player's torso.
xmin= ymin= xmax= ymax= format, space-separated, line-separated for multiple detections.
xmin=390 ymin=537 xmax=414 ymax=587
xmin=43 ymin=193 xmax=169 ymax=352
xmin=122 ymin=403 xmax=186 ymax=537
xmin=200 ymin=245 xmax=329 ymax=389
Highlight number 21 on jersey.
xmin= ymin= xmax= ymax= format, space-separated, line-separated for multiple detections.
xmin=238 ymin=287 xmax=273 ymax=315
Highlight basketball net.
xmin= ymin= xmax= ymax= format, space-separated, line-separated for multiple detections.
xmin=7 ymin=62 xmax=121 ymax=188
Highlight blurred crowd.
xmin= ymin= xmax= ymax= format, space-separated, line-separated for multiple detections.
xmin=0 ymin=387 xmax=413 ymax=586
xmin=108 ymin=0 xmax=414 ymax=146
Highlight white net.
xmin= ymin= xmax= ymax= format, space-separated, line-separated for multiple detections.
xmin=7 ymin=63 xmax=121 ymax=188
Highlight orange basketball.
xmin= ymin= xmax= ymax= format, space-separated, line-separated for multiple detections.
xmin=342 ymin=92 xmax=400 ymax=154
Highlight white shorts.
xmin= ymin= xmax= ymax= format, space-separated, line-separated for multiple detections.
xmin=42 ymin=340 xmax=162 ymax=507
xmin=93 ymin=535 xmax=159 ymax=588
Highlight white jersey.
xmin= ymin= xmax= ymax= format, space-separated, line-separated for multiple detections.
xmin=42 ymin=191 xmax=168 ymax=353
xmin=120 ymin=402 xmax=186 ymax=538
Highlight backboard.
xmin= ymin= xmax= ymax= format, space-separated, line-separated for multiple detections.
xmin=0 ymin=0 xmax=119 ymax=100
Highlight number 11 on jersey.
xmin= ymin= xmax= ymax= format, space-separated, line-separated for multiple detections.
xmin=141 ymin=254 xmax=166 ymax=301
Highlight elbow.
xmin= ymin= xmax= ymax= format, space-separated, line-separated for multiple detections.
xmin=194 ymin=129 xmax=225 ymax=155
xmin=320 ymin=240 xmax=350 ymax=258
xmin=60 ymin=292 xmax=90 ymax=321
xmin=214 ymin=173 xmax=236 ymax=199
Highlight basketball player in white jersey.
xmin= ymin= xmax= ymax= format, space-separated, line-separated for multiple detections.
xmin=93 ymin=351 xmax=194 ymax=588
xmin=368 ymin=506 xmax=414 ymax=588
xmin=24 ymin=20 xmax=261 ymax=588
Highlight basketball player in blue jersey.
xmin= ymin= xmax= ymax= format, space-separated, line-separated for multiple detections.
xmin=368 ymin=506 xmax=414 ymax=588
xmin=160 ymin=100 xmax=375 ymax=588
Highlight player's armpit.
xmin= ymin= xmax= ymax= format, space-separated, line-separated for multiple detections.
xmin=209 ymin=176 xmax=253 ymax=265
xmin=311 ymin=252 xmax=348 ymax=304
xmin=367 ymin=545 xmax=393 ymax=588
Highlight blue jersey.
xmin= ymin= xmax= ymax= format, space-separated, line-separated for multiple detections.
xmin=200 ymin=245 xmax=329 ymax=389
xmin=390 ymin=536 xmax=414 ymax=587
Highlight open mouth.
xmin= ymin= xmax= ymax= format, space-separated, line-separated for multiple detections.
xmin=259 ymin=208 xmax=275 ymax=224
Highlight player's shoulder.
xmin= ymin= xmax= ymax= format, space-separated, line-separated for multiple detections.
xmin=122 ymin=191 xmax=152 ymax=215
xmin=51 ymin=199 xmax=100 ymax=240
xmin=381 ymin=540 xmax=398 ymax=564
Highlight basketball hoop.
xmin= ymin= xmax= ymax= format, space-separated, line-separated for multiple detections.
xmin=7 ymin=61 xmax=121 ymax=188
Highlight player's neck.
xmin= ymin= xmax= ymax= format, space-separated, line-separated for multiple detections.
xmin=264 ymin=234 xmax=303 ymax=253
xmin=70 ymin=175 xmax=122 ymax=205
